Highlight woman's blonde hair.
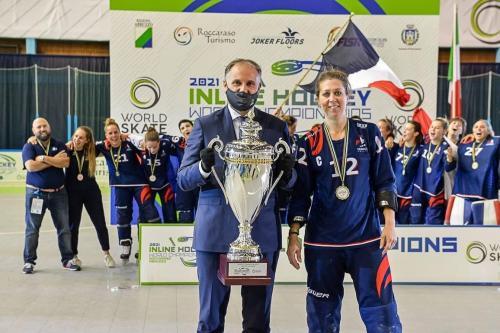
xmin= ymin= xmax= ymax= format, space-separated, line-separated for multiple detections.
xmin=104 ymin=118 xmax=120 ymax=133
xmin=144 ymin=127 xmax=160 ymax=142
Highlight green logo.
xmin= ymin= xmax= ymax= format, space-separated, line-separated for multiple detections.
xmin=135 ymin=19 xmax=153 ymax=48
xmin=465 ymin=241 xmax=487 ymax=264
xmin=395 ymin=80 xmax=424 ymax=112
xmin=470 ymin=0 xmax=500 ymax=44
xmin=130 ymin=77 xmax=161 ymax=109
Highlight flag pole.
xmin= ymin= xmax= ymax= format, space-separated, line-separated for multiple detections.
xmin=273 ymin=13 xmax=354 ymax=118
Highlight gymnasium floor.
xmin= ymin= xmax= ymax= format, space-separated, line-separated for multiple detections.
xmin=0 ymin=194 xmax=498 ymax=333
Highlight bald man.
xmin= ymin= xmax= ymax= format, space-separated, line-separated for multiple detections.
xmin=22 ymin=118 xmax=80 ymax=274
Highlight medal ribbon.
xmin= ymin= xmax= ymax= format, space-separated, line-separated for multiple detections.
xmin=323 ymin=120 xmax=349 ymax=188
xmin=74 ymin=150 xmax=85 ymax=175
xmin=149 ymin=152 xmax=157 ymax=178
xmin=36 ymin=139 xmax=51 ymax=156
xmin=472 ymin=139 xmax=485 ymax=167
xmin=426 ymin=141 xmax=441 ymax=169
xmin=111 ymin=145 xmax=121 ymax=175
xmin=402 ymin=144 xmax=416 ymax=174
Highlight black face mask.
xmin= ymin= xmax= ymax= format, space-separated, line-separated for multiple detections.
xmin=226 ymin=88 xmax=259 ymax=112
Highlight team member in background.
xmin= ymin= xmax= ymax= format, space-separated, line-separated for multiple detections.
xmin=22 ymin=118 xmax=80 ymax=274
xmin=411 ymin=118 xmax=449 ymax=224
xmin=176 ymin=119 xmax=198 ymax=223
xmin=394 ymin=121 xmax=424 ymax=224
xmin=277 ymin=115 xmax=299 ymax=224
xmin=378 ymin=118 xmax=398 ymax=170
xmin=443 ymin=117 xmax=467 ymax=202
xmin=66 ymin=126 xmax=116 ymax=268
xmin=446 ymin=119 xmax=499 ymax=224
xmin=96 ymin=118 xmax=160 ymax=260
xmin=287 ymin=70 xmax=401 ymax=333
xmin=140 ymin=127 xmax=183 ymax=222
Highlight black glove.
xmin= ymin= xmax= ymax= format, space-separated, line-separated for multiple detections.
xmin=275 ymin=153 xmax=295 ymax=183
xmin=200 ymin=147 xmax=215 ymax=173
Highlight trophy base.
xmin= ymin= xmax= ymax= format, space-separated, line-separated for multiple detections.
xmin=217 ymin=254 xmax=272 ymax=286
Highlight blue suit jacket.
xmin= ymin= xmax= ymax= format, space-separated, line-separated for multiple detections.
xmin=177 ymin=106 xmax=291 ymax=253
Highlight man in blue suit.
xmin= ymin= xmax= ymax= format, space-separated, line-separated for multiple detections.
xmin=177 ymin=58 xmax=295 ymax=333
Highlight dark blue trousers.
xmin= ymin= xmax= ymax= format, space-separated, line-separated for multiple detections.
xmin=196 ymin=250 xmax=279 ymax=333
xmin=305 ymin=242 xmax=402 ymax=333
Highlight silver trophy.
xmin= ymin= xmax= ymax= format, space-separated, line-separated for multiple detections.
xmin=208 ymin=110 xmax=290 ymax=266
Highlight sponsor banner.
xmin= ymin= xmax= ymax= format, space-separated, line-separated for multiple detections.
xmin=110 ymin=0 xmax=440 ymax=15
xmin=0 ymin=151 xmax=109 ymax=185
xmin=439 ymin=0 xmax=500 ymax=47
xmin=139 ymin=225 xmax=500 ymax=285
xmin=110 ymin=12 xmax=439 ymax=138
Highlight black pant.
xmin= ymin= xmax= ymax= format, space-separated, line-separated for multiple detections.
xmin=67 ymin=185 xmax=110 ymax=254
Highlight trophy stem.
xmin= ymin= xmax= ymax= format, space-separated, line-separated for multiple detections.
xmin=227 ymin=221 xmax=262 ymax=262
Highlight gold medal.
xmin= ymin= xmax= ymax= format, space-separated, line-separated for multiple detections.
xmin=335 ymin=185 xmax=350 ymax=200
xmin=115 ymin=171 xmax=120 ymax=177
xmin=426 ymin=167 xmax=432 ymax=174
xmin=77 ymin=173 xmax=84 ymax=181
xmin=149 ymin=175 xmax=157 ymax=182
xmin=472 ymin=162 xmax=479 ymax=170
xmin=402 ymin=170 xmax=406 ymax=176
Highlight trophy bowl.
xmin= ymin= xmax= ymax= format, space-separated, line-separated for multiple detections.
xmin=207 ymin=110 xmax=290 ymax=285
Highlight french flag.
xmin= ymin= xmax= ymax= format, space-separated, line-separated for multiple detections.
xmin=446 ymin=196 xmax=500 ymax=225
xmin=300 ymin=20 xmax=409 ymax=106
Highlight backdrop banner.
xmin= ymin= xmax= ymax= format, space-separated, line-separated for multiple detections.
xmin=110 ymin=2 xmax=440 ymax=138
xmin=139 ymin=224 xmax=500 ymax=285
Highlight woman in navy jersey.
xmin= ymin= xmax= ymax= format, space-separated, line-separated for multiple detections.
xmin=66 ymin=126 xmax=116 ymax=268
xmin=141 ymin=128 xmax=182 ymax=222
xmin=286 ymin=70 xmax=401 ymax=333
xmin=411 ymin=118 xmax=449 ymax=224
xmin=96 ymin=118 xmax=160 ymax=260
xmin=378 ymin=118 xmax=398 ymax=170
xmin=175 ymin=119 xmax=198 ymax=223
xmin=394 ymin=121 xmax=423 ymax=224
xmin=446 ymin=119 xmax=499 ymax=224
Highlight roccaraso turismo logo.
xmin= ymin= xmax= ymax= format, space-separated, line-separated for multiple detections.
xmin=130 ymin=77 xmax=161 ymax=109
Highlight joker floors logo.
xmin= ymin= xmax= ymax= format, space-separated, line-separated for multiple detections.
xmin=135 ymin=19 xmax=153 ymax=48
xmin=250 ymin=27 xmax=304 ymax=49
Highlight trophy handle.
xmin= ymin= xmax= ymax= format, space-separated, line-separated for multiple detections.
xmin=264 ymin=138 xmax=292 ymax=205
xmin=208 ymin=136 xmax=225 ymax=160
xmin=207 ymin=136 xmax=229 ymax=205
xmin=272 ymin=138 xmax=291 ymax=162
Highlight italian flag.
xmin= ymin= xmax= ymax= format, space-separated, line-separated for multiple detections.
xmin=448 ymin=4 xmax=462 ymax=118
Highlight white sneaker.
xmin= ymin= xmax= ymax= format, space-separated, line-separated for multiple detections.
xmin=73 ymin=255 xmax=82 ymax=267
xmin=104 ymin=254 xmax=116 ymax=268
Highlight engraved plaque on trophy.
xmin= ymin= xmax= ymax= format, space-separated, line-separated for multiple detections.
xmin=207 ymin=110 xmax=290 ymax=285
